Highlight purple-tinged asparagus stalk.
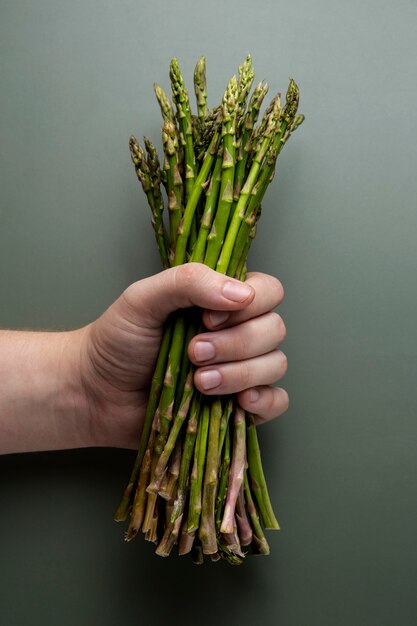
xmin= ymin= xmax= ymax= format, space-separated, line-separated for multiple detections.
xmin=236 ymin=484 xmax=253 ymax=546
xmin=188 ymin=403 xmax=210 ymax=532
xmin=222 ymin=519 xmax=245 ymax=558
xmin=199 ymin=398 xmax=223 ymax=554
xmin=178 ymin=519 xmax=196 ymax=556
xmin=220 ymin=406 xmax=246 ymax=534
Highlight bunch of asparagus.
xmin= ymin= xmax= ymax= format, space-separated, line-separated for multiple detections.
xmin=115 ymin=55 xmax=303 ymax=564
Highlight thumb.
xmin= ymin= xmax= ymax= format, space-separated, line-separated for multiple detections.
xmin=120 ymin=263 xmax=255 ymax=328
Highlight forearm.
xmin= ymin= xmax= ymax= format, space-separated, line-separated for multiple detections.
xmin=0 ymin=329 xmax=92 ymax=454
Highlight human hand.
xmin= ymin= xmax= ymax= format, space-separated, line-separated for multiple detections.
xmin=79 ymin=263 xmax=288 ymax=449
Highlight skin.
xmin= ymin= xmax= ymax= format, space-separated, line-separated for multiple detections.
xmin=0 ymin=263 xmax=288 ymax=455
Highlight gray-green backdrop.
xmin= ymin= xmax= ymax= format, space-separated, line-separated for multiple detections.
xmin=1 ymin=1 xmax=416 ymax=625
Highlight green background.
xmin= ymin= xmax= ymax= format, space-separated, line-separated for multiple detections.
xmin=1 ymin=1 xmax=416 ymax=624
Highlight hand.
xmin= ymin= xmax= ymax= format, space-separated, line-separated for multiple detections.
xmin=79 ymin=263 xmax=288 ymax=449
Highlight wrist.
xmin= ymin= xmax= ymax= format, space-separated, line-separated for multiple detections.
xmin=57 ymin=327 xmax=98 ymax=449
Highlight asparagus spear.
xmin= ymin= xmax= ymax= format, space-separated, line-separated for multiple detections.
xmin=216 ymin=94 xmax=283 ymax=275
xmin=173 ymin=128 xmax=220 ymax=266
xmin=234 ymin=80 xmax=269 ymax=201
xmin=188 ymin=403 xmax=210 ymax=531
xmin=194 ymin=56 xmax=208 ymax=120
xmin=199 ymin=398 xmax=223 ymax=553
xmin=161 ymin=119 xmax=184 ymax=251
xmin=204 ymin=75 xmax=238 ymax=268
xmin=170 ymin=58 xmax=197 ymax=204
xmin=220 ymin=407 xmax=246 ymax=534
xmin=156 ymin=395 xmax=201 ymax=556
xmin=129 ymin=136 xmax=170 ymax=268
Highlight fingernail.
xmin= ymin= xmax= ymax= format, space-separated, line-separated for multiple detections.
xmin=222 ymin=280 xmax=253 ymax=303
xmin=249 ymin=389 xmax=260 ymax=403
xmin=194 ymin=341 xmax=216 ymax=362
xmin=200 ymin=370 xmax=222 ymax=390
xmin=209 ymin=311 xmax=230 ymax=327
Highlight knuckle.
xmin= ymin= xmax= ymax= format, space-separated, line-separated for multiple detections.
xmin=234 ymin=331 xmax=247 ymax=361
xmin=282 ymin=389 xmax=290 ymax=411
xmin=277 ymin=388 xmax=290 ymax=414
xmin=279 ymin=351 xmax=288 ymax=376
xmin=238 ymin=361 xmax=252 ymax=389
xmin=266 ymin=387 xmax=277 ymax=412
xmin=268 ymin=312 xmax=286 ymax=341
xmin=174 ymin=262 xmax=201 ymax=289
xmin=268 ymin=275 xmax=284 ymax=305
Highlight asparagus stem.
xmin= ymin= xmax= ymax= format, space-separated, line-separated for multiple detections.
xmin=220 ymin=406 xmax=246 ymax=534
xmin=236 ymin=484 xmax=253 ymax=546
xmin=204 ymin=76 xmax=238 ymax=269
xmin=243 ymin=469 xmax=270 ymax=555
xmin=217 ymin=397 xmax=233 ymax=465
xmin=215 ymin=420 xmax=231 ymax=530
xmin=152 ymin=314 xmax=186 ymax=461
xmin=173 ymin=129 xmax=220 ymax=266
xmin=156 ymin=395 xmax=200 ymax=556
xmin=233 ymin=225 xmax=255 ymax=280
xmin=190 ymin=150 xmax=223 ymax=263
xmin=142 ymin=440 xmax=161 ymax=534
xmin=144 ymin=497 xmax=159 ymax=544
xmin=159 ymin=434 xmax=182 ymax=501
xmin=246 ymin=413 xmax=279 ymax=529
xmin=124 ymin=427 xmax=156 ymax=541
xmin=147 ymin=369 xmax=194 ymax=494
xmin=199 ymin=398 xmax=222 ymax=554
xmin=173 ymin=311 xmax=197 ymax=415
xmin=178 ymin=523 xmax=196 ymax=556
xmin=222 ymin=523 xmax=245 ymax=558
xmin=188 ymin=403 xmax=210 ymax=531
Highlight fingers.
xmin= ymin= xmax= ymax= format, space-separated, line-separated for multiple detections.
xmin=202 ymin=272 xmax=284 ymax=330
xmin=121 ymin=263 xmax=255 ymax=328
xmin=237 ymin=386 xmax=289 ymax=424
xmin=193 ymin=349 xmax=288 ymax=395
xmin=189 ymin=312 xmax=286 ymax=366
xmin=190 ymin=272 xmax=288 ymax=425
